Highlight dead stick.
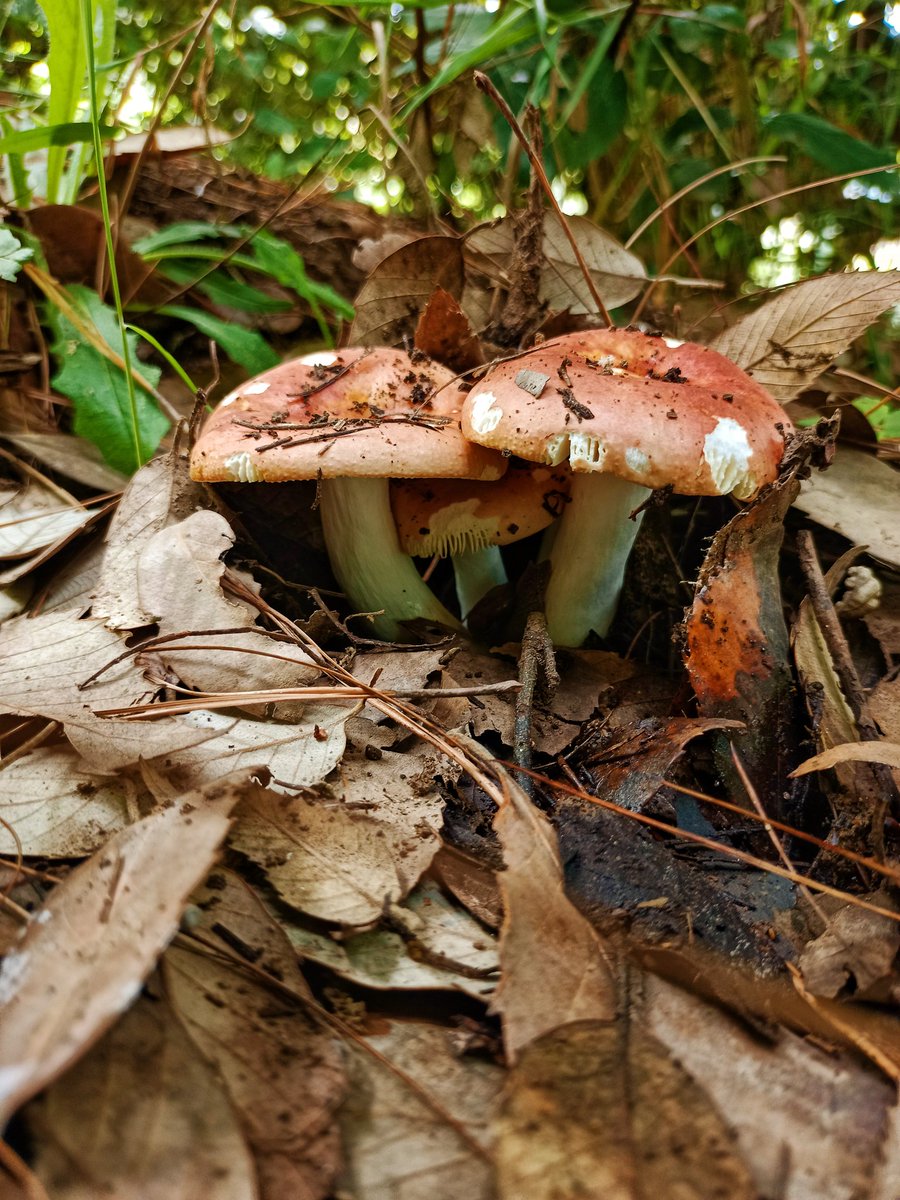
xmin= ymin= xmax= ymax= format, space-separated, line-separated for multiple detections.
xmin=513 ymin=610 xmax=559 ymax=795
xmin=473 ymin=71 xmax=613 ymax=328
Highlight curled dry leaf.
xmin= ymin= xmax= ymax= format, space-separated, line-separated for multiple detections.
xmin=643 ymin=973 xmax=897 ymax=1200
xmin=92 ymin=449 xmax=207 ymax=629
xmin=414 ymin=286 xmax=485 ymax=374
xmin=710 ymin=270 xmax=900 ymax=403
xmin=495 ymin=1021 xmax=755 ymax=1200
xmin=349 ymin=235 xmax=465 ymax=346
xmin=683 ymin=472 xmax=799 ymax=813
xmin=30 ymin=997 xmax=259 ymax=1200
xmin=491 ymin=763 xmax=617 ymax=1061
xmin=0 ymin=778 xmax=242 ymax=1125
xmin=799 ymin=898 xmax=900 ymax=1002
xmin=285 ymin=881 xmax=498 ymax=999
xmin=136 ymin=510 xmax=319 ymax=697
xmin=339 ymin=1020 xmax=501 ymax=1200
xmin=164 ymin=871 xmax=345 ymax=1200
xmin=0 ymin=744 xmax=133 ymax=857
xmin=792 ymin=741 xmax=900 ymax=776
xmin=231 ymin=743 xmax=446 ymax=926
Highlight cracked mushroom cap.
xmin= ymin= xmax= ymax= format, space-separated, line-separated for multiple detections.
xmin=391 ymin=462 xmax=572 ymax=557
xmin=461 ymin=329 xmax=791 ymax=500
xmin=190 ymin=347 xmax=505 ymax=484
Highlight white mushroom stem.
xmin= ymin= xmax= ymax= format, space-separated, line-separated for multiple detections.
xmin=453 ymin=546 xmax=508 ymax=619
xmin=542 ymin=473 xmax=651 ymax=647
xmin=320 ymin=477 xmax=463 ymax=640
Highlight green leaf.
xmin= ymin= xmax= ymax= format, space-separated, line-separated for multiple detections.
xmin=764 ymin=113 xmax=897 ymax=191
xmin=160 ymin=304 xmax=280 ymax=374
xmin=854 ymin=398 xmax=900 ymax=441
xmin=0 ymin=228 xmax=34 ymax=282
xmin=131 ymin=222 xmax=245 ymax=255
xmin=250 ymin=230 xmax=355 ymax=319
xmin=47 ymin=285 xmax=168 ymax=473
xmin=0 ymin=122 xmax=114 ymax=156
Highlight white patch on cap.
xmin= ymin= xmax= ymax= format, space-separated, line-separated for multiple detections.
xmin=224 ymin=452 xmax=262 ymax=482
xmin=244 ymin=380 xmax=271 ymax=395
xmin=299 ymin=351 xmax=338 ymax=367
xmin=569 ymin=433 xmax=606 ymax=472
xmin=703 ymin=417 xmax=755 ymax=497
xmin=663 ymin=337 xmax=684 ymax=349
xmin=625 ymin=446 xmax=650 ymax=474
xmin=543 ymin=434 xmax=569 ymax=465
xmin=469 ymin=391 xmax=503 ymax=436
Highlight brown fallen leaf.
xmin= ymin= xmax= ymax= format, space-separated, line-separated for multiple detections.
xmin=792 ymin=741 xmax=900 ymax=775
xmin=29 ymin=996 xmax=259 ymax=1200
xmin=710 ymin=270 xmax=900 ymax=403
xmin=0 ymin=778 xmax=242 ymax=1125
xmin=414 ymin=286 xmax=486 ymax=374
xmin=683 ymin=472 xmax=799 ymax=814
xmin=163 ymin=871 xmax=345 ymax=1200
xmin=2 ymin=432 xmax=129 ymax=493
xmin=799 ymin=897 xmax=900 ymax=1002
xmin=339 ymin=1019 xmax=501 ymax=1200
xmin=349 ymin=235 xmax=465 ymax=346
xmin=494 ymin=1020 xmax=755 ymax=1200
xmin=92 ymin=449 xmax=207 ymax=629
xmin=491 ymin=765 xmax=617 ymax=1061
xmin=643 ymin=973 xmax=897 ymax=1200
xmin=0 ymin=744 xmax=133 ymax=857
xmin=793 ymin=445 xmax=900 ymax=571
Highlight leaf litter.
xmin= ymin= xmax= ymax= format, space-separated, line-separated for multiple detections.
xmin=2 ymin=199 xmax=900 ymax=1199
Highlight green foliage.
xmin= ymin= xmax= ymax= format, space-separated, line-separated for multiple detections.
xmin=0 ymin=227 xmax=33 ymax=280
xmin=159 ymin=304 xmax=279 ymax=375
xmin=47 ymin=285 xmax=169 ymax=473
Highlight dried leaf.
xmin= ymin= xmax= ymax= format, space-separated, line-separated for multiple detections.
xmin=495 ymin=1021 xmax=755 ymax=1200
xmin=0 ymin=483 xmax=97 ymax=559
xmin=0 ymin=745 xmax=132 ymax=857
xmin=683 ymin=473 xmax=799 ymax=811
xmin=414 ymin=286 xmax=485 ymax=373
xmin=164 ymin=871 xmax=345 ymax=1200
xmin=799 ymin=899 xmax=900 ymax=1000
xmin=136 ymin=510 xmax=319 ymax=697
xmin=285 ymin=881 xmax=498 ymax=999
xmin=643 ymin=973 xmax=897 ymax=1200
xmin=3 ymin=432 xmax=129 ymax=493
xmin=0 ymin=779 xmax=240 ymax=1124
xmin=340 ymin=1020 xmax=500 ymax=1200
xmin=710 ymin=271 xmax=900 ymax=402
xmin=492 ymin=766 xmax=617 ymax=1060
xmin=465 ymin=211 xmax=647 ymax=315
xmin=92 ymin=450 xmax=207 ymax=629
xmin=793 ymin=445 xmax=900 ymax=570
xmin=30 ymin=997 xmax=259 ymax=1200
xmin=350 ymin=235 xmax=465 ymax=346
xmin=792 ymin=741 xmax=900 ymax=775
xmin=231 ymin=747 xmax=445 ymax=926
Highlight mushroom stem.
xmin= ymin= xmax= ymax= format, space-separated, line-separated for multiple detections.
xmin=453 ymin=546 xmax=508 ymax=619
xmin=320 ymin=477 xmax=463 ymax=640
xmin=542 ymin=474 xmax=650 ymax=647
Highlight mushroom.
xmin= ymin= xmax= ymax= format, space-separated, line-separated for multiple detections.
xmin=460 ymin=329 xmax=792 ymax=646
xmin=391 ymin=462 xmax=571 ymax=618
xmin=190 ymin=347 xmax=505 ymax=639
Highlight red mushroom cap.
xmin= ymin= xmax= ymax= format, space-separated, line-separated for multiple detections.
xmin=461 ymin=329 xmax=791 ymax=500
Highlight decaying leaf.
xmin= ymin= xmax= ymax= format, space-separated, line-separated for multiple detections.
xmin=92 ymin=449 xmax=207 ymax=629
xmin=30 ymin=997 xmax=259 ymax=1200
xmin=799 ymin=898 xmax=900 ymax=1002
xmin=231 ymin=743 xmax=446 ymax=926
xmin=349 ymin=235 xmax=465 ymax=346
xmin=793 ymin=445 xmax=900 ymax=570
xmin=0 ymin=481 xmax=98 ymax=560
xmin=3 ymin=431 xmax=129 ymax=493
xmin=491 ymin=767 xmax=617 ymax=1061
xmin=0 ymin=744 xmax=133 ymax=857
xmin=792 ymin=741 xmax=900 ymax=775
xmin=683 ymin=473 xmax=799 ymax=812
xmin=339 ymin=1020 xmax=500 ymax=1200
xmin=643 ymin=973 xmax=897 ymax=1200
xmin=136 ymin=509 xmax=319 ymax=697
xmin=285 ymin=881 xmax=499 ymax=999
xmin=710 ymin=270 xmax=900 ymax=403
xmin=0 ymin=779 xmax=241 ymax=1125
xmin=494 ymin=1020 xmax=755 ymax=1200
xmin=163 ymin=871 xmax=345 ymax=1200
xmin=414 ymin=286 xmax=485 ymax=373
